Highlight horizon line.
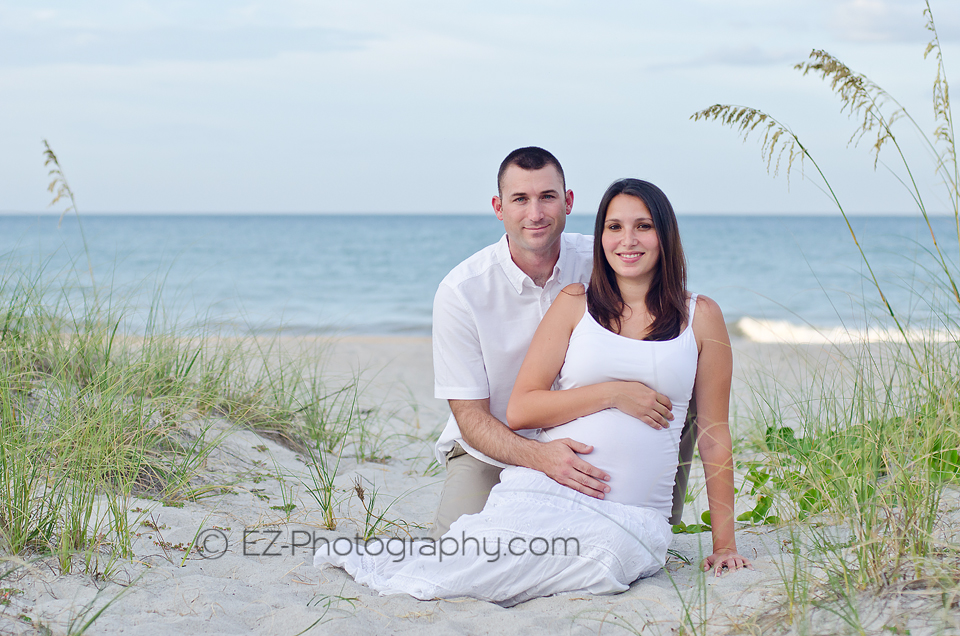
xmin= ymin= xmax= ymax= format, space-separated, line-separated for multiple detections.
xmin=0 ymin=210 xmax=953 ymax=217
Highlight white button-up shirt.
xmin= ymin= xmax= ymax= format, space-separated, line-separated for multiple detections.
xmin=433 ymin=232 xmax=594 ymax=466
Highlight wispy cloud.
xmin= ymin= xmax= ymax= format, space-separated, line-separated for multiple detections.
xmin=650 ymin=46 xmax=801 ymax=72
xmin=0 ymin=25 xmax=376 ymax=67
xmin=829 ymin=0 xmax=959 ymax=42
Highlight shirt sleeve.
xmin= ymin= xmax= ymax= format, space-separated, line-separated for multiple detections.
xmin=432 ymin=281 xmax=491 ymax=400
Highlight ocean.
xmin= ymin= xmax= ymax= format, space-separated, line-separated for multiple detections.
xmin=1 ymin=213 xmax=958 ymax=343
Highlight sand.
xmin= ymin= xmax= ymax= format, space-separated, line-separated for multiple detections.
xmin=1 ymin=336 xmax=957 ymax=635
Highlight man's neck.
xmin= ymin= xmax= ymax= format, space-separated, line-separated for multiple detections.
xmin=507 ymin=239 xmax=562 ymax=288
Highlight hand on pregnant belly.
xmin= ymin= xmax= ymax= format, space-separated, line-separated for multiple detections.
xmin=541 ymin=409 xmax=683 ymax=511
xmin=608 ymin=381 xmax=674 ymax=430
xmin=533 ymin=437 xmax=612 ymax=499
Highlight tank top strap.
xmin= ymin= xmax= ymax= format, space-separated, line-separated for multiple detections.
xmin=687 ymin=293 xmax=699 ymax=330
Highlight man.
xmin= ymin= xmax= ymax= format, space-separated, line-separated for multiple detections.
xmin=429 ymin=147 xmax=681 ymax=539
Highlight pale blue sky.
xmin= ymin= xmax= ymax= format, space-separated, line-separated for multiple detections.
xmin=2 ymin=0 xmax=959 ymax=214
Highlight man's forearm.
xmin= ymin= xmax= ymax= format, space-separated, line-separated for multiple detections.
xmin=450 ymin=398 xmax=611 ymax=498
xmin=452 ymin=399 xmax=541 ymax=468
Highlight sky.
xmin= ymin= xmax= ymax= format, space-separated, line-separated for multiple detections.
xmin=2 ymin=0 xmax=959 ymax=215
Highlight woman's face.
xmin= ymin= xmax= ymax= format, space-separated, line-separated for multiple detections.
xmin=601 ymin=194 xmax=660 ymax=283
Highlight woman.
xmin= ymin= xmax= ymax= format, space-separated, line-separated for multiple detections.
xmin=315 ymin=179 xmax=751 ymax=606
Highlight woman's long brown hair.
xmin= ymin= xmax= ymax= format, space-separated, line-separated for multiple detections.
xmin=587 ymin=179 xmax=688 ymax=341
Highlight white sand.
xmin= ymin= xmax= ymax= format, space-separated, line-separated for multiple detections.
xmin=1 ymin=336 xmax=956 ymax=635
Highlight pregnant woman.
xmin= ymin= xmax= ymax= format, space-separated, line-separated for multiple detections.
xmin=315 ymin=178 xmax=751 ymax=606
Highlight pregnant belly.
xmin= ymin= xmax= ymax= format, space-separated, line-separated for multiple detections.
xmin=538 ymin=408 xmax=682 ymax=514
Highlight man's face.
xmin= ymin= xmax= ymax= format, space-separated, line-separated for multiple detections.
xmin=492 ymin=164 xmax=573 ymax=259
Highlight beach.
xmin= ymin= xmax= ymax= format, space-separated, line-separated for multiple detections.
xmin=3 ymin=333 xmax=957 ymax=636
xmin=5 ymin=0 xmax=960 ymax=630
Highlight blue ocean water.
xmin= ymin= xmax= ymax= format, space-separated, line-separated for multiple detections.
xmin=1 ymin=213 xmax=957 ymax=340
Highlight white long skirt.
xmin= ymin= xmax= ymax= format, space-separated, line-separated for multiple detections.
xmin=314 ymin=467 xmax=673 ymax=607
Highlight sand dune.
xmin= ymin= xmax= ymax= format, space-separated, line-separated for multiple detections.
xmin=1 ymin=336 xmax=955 ymax=635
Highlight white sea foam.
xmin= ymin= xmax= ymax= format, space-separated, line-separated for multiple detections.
xmin=735 ymin=317 xmax=960 ymax=344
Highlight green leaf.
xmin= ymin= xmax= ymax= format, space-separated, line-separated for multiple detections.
xmin=753 ymin=495 xmax=773 ymax=519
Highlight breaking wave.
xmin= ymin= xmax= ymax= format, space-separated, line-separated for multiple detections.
xmin=733 ymin=317 xmax=960 ymax=344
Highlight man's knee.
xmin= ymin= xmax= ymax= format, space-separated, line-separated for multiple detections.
xmin=429 ymin=445 xmax=502 ymax=539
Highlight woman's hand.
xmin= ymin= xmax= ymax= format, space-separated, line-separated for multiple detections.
xmin=508 ymin=285 xmax=664 ymax=431
xmin=701 ymin=550 xmax=753 ymax=577
xmin=607 ymin=381 xmax=674 ymax=429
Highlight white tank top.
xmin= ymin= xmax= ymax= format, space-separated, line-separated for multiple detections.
xmin=538 ymin=294 xmax=699 ymax=516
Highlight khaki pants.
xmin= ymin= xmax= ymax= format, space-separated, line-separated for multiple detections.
xmin=427 ymin=444 xmax=503 ymax=540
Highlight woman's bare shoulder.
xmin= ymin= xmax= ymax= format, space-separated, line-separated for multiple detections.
xmin=546 ymin=283 xmax=587 ymax=325
xmin=692 ymin=294 xmax=728 ymax=340
xmin=693 ymin=294 xmax=723 ymax=318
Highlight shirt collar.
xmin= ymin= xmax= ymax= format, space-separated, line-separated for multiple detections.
xmin=554 ymin=234 xmax=571 ymax=278
xmin=496 ymin=233 xmax=566 ymax=294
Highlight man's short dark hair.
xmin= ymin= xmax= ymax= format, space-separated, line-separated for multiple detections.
xmin=497 ymin=147 xmax=566 ymax=197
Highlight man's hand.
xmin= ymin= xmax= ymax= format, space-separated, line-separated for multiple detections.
xmin=529 ymin=438 xmax=610 ymax=499
xmin=608 ymin=382 xmax=674 ymax=430
xmin=449 ymin=399 xmax=611 ymax=499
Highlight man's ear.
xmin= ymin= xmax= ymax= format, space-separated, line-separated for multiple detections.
xmin=492 ymin=196 xmax=504 ymax=221
xmin=565 ymin=189 xmax=574 ymax=215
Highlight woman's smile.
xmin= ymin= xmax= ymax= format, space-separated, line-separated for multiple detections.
xmin=615 ymin=251 xmax=644 ymax=263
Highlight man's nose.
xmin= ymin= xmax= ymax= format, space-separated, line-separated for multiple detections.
xmin=529 ymin=200 xmax=546 ymax=220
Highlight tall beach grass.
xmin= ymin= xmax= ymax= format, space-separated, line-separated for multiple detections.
xmin=0 ymin=191 xmax=395 ymax=580
xmin=692 ymin=2 xmax=960 ymax=632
